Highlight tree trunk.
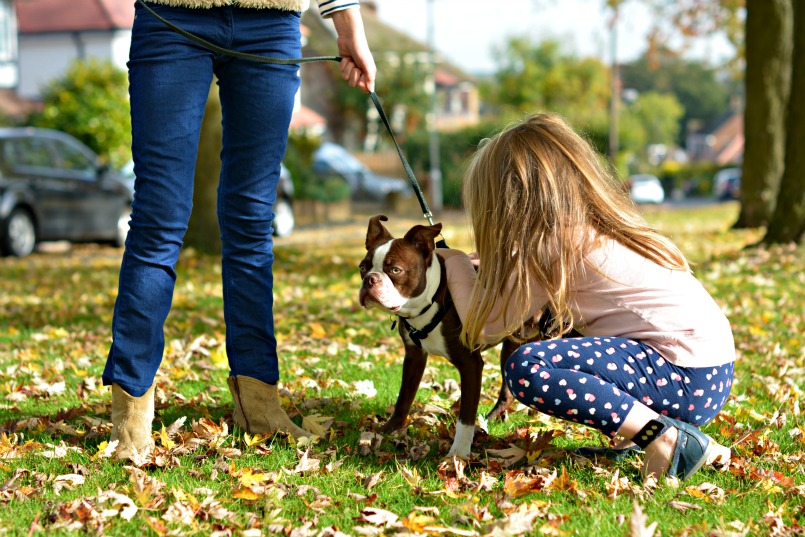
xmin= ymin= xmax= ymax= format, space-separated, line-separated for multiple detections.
xmin=734 ymin=0 xmax=792 ymax=228
xmin=764 ymin=0 xmax=805 ymax=244
xmin=185 ymin=83 xmax=223 ymax=254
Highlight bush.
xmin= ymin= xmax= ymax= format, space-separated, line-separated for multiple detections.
xmin=28 ymin=59 xmax=131 ymax=168
xmin=283 ymin=133 xmax=349 ymax=203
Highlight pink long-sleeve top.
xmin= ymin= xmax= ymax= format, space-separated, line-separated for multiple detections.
xmin=444 ymin=236 xmax=736 ymax=368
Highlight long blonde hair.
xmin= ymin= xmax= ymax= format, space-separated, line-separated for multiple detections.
xmin=461 ymin=113 xmax=689 ymax=349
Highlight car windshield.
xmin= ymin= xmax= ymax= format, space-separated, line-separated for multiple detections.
xmin=315 ymin=142 xmax=368 ymax=175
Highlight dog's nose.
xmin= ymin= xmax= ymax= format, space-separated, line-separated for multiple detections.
xmin=364 ymin=272 xmax=381 ymax=287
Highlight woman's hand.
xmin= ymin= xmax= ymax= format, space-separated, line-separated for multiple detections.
xmin=330 ymin=8 xmax=376 ymax=93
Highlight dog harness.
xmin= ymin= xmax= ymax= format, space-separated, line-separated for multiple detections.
xmin=393 ymin=294 xmax=453 ymax=348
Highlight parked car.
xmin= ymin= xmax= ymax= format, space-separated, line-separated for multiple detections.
xmin=311 ymin=142 xmax=412 ymax=202
xmin=713 ymin=167 xmax=741 ymax=201
xmin=119 ymin=160 xmax=295 ymax=238
xmin=628 ymin=174 xmax=665 ymax=204
xmin=0 ymin=127 xmax=133 ymax=257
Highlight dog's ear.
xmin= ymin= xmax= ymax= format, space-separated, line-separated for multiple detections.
xmin=403 ymin=223 xmax=442 ymax=256
xmin=366 ymin=214 xmax=393 ymax=250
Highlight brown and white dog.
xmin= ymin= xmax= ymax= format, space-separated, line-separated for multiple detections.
xmin=358 ymin=215 xmax=535 ymax=457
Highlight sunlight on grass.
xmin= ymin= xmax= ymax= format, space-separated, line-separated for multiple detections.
xmin=0 ymin=203 xmax=802 ymax=535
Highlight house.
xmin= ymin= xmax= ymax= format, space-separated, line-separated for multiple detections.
xmin=15 ymin=0 xmax=133 ymax=100
xmin=686 ymin=111 xmax=744 ymax=165
xmin=2 ymin=0 xmax=479 ymax=143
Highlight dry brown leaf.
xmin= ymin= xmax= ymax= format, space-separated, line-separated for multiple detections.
xmin=481 ymin=508 xmax=541 ymax=537
xmin=358 ymin=507 xmax=400 ymax=526
xmin=629 ymin=500 xmax=657 ymax=537
xmin=486 ymin=444 xmax=527 ymax=468
xmin=667 ymin=500 xmax=703 ymax=513
xmin=362 ymin=471 xmax=384 ymax=490
xmin=685 ymin=482 xmax=726 ymax=504
xmin=503 ymin=469 xmax=556 ymax=498
xmin=52 ymin=473 xmax=85 ymax=494
xmin=302 ymin=414 xmax=333 ymax=437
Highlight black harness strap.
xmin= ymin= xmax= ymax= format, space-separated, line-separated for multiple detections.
xmin=398 ymin=293 xmax=453 ymax=348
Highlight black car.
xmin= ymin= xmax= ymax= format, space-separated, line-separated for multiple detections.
xmin=0 ymin=127 xmax=132 ymax=257
xmin=311 ymin=142 xmax=412 ymax=202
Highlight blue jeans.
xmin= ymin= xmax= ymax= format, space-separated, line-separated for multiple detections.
xmin=103 ymin=3 xmax=302 ymax=396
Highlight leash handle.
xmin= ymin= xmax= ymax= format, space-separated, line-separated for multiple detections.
xmin=136 ymin=0 xmax=447 ymax=247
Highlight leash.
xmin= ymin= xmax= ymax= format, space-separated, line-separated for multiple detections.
xmin=135 ymin=0 xmax=447 ymax=247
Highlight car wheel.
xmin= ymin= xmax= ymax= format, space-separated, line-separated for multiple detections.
xmin=115 ymin=207 xmax=131 ymax=247
xmin=1 ymin=207 xmax=37 ymax=257
xmin=272 ymin=197 xmax=294 ymax=238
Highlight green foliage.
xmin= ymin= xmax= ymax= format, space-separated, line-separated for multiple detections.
xmin=284 ymin=133 xmax=350 ymax=203
xmin=404 ymin=121 xmax=502 ymax=208
xmin=621 ymin=52 xmax=734 ymax=144
xmin=28 ymin=59 xmax=131 ymax=168
xmin=483 ymin=38 xmax=610 ymax=128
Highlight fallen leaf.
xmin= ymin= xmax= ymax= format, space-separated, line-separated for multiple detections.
xmin=629 ymin=500 xmax=657 ymax=537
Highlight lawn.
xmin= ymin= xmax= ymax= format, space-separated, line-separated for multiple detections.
xmin=1 ymin=202 xmax=803 ymax=536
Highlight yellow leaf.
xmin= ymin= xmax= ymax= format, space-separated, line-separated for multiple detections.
xmin=398 ymin=463 xmax=421 ymax=488
xmin=309 ymin=322 xmax=327 ymax=339
xmin=401 ymin=513 xmax=435 ymax=533
xmin=159 ymin=425 xmax=175 ymax=449
xmin=236 ymin=468 xmax=268 ymax=488
xmin=210 ymin=345 xmax=228 ymax=369
xmin=243 ymin=432 xmax=270 ymax=447
xmin=232 ymin=485 xmax=262 ymax=501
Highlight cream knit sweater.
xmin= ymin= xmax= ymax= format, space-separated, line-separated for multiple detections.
xmin=146 ymin=0 xmax=311 ymax=10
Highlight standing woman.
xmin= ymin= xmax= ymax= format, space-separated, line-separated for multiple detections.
xmin=441 ymin=114 xmax=734 ymax=481
xmin=104 ymin=0 xmax=376 ymax=460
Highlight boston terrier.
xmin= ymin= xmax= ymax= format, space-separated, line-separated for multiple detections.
xmin=358 ymin=215 xmax=537 ymax=458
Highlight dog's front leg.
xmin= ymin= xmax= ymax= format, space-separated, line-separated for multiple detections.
xmin=379 ymin=343 xmax=428 ymax=433
xmin=486 ymin=338 xmax=519 ymax=421
xmin=448 ymin=350 xmax=484 ymax=458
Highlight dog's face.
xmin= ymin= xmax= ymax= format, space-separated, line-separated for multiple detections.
xmin=359 ymin=215 xmax=442 ymax=315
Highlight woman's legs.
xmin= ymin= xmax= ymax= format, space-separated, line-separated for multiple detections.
xmin=103 ymin=3 xmax=217 ymax=396
xmin=505 ymin=336 xmax=734 ymax=478
xmin=214 ymin=7 xmax=302 ymax=384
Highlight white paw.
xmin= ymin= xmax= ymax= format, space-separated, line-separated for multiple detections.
xmin=448 ymin=422 xmax=475 ymax=458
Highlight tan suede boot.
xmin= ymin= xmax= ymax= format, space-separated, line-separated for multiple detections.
xmin=110 ymin=383 xmax=155 ymax=461
xmin=227 ymin=376 xmax=309 ymax=438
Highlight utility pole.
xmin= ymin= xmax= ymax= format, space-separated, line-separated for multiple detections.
xmin=427 ymin=0 xmax=442 ymax=213
xmin=608 ymin=1 xmax=620 ymax=160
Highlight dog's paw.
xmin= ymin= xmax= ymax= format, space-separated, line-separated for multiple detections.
xmin=378 ymin=416 xmax=406 ymax=433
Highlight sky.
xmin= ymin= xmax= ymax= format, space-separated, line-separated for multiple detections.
xmin=370 ymin=0 xmax=736 ymax=75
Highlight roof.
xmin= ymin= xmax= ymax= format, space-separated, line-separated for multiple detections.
xmin=289 ymin=104 xmax=326 ymax=130
xmin=16 ymin=0 xmax=134 ymax=34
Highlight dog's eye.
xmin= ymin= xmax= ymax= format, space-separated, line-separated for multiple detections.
xmin=359 ymin=265 xmax=368 ymax=274
xmin=389 ymin=267 xmax=402 ymax=275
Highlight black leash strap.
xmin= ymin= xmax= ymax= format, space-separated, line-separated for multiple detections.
xmin=136 ymin=0 xmax=447 ymax=247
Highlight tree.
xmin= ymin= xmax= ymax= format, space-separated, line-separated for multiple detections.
xmin=29 ymin=59 xmax=131 ymax=167
xmin=735 ymin=0 xmax=792 ymax=228
xmin=184 ymin=83 xmax=223 ymax=254
xmin=763 ymin=0 xmax=805 ymax=243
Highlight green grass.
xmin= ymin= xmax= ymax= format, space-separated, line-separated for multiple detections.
xmin=1 ymin=202 xmax=803 ymax=536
